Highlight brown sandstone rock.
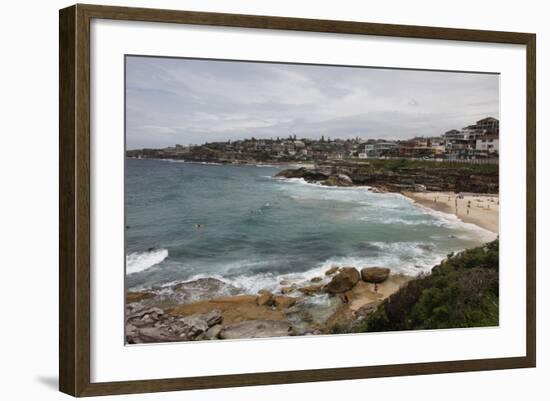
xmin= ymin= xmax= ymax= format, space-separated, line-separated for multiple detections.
xmin=273 ymin=295 xmax=298 ymax=308
xmin=280 ymin=285 xmax=296 ymax=294
xmin=256 ymin=291 xmax=274 ymax=306
xmin=168 ymin=295 xmax=286 ymax=326
xmin=324 ymin=267 xmax=360 ymax=294
xmin=126 ymin=291 xmax=155 ymax=303
xmin=298 ymin=284 xmax=324 ymax=296
xmin=219 ymin=320 xmax=292 ymax=339
xmin=361 ymin=267 xmax=391 ymax=283
xmin=210 ymin=295 xmax=258 ymax=304
xmin=325 ymin=266 xmax=339 ymax=276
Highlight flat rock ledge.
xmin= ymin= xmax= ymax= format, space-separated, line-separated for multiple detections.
xmin=219 ymin=320 xmax=292 ymax=339
xmin=126 ymin=267 xmax=410 ymax=343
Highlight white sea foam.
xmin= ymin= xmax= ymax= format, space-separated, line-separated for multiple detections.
xmin=126 ymin=248 xmax=169 ymax=274
xmin=273 ymin=176 xmax=372 ymax=190
xmin=159 ymin=242 xmax=446 ymax=296
xmin=159 ymin=158 xmax=186 ymax=163
xmin=253 ymin=164 xmax=281 ymax=168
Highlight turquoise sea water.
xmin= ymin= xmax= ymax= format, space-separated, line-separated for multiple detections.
xmin=125 ymin=158 xmax=494 ymax=293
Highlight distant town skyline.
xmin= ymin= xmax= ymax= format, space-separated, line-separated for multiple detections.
xmin=126 ymin=56 xmax=499 ymax=149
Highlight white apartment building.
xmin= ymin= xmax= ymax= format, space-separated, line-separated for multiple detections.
xmin=475 ymin=135 xmax=499 ymax=154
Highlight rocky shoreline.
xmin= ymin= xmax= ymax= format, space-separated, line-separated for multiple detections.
xmin=274 ymin=160 xmax=499 ymax=193
xmin=126 ymin=266 xmax=411 ymax=343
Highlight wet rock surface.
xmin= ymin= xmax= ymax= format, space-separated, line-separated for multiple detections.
xmin=125 ymin=269 xmax=410 ymax=343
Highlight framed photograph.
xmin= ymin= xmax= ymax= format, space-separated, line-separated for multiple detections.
xmin=59 ymin=4 xmax=536 ymax=397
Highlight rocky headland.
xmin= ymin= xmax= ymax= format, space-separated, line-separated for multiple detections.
xmin=275 ymin=160 xmax=499 ymax=194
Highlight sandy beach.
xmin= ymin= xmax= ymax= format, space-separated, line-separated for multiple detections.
xmin=403 ymin=191 xmax=499 ymax=235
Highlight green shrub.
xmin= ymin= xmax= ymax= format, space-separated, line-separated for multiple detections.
xmin=355 ymin=240 xmax=499 ymax=332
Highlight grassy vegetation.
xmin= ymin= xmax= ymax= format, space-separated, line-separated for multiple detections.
xmin=354 ymin=240 xmax=499 ymax=332
xmin=343 ymin=157 xmax=499 ymax=174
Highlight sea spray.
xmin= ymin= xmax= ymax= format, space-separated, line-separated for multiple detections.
xmin=126 ymin=248 xmax=169 ymax=274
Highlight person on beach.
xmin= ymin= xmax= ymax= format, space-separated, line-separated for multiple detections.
xmin=374 ymin=283 xmax=379 ymax=293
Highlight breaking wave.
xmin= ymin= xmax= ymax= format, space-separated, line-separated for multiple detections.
xmin=126 ymin=248 xmax=169 ymax=274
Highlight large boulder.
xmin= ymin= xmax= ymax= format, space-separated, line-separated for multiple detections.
xmin=360 ymin=267 xmax=391 ymax=283
xmin=219 ymin=320 xmax=292 ymax=339
xmin=324 ymin=267 xmax=360 ymax=294
xmin=323 ymin=174 xmax=353 ymax=187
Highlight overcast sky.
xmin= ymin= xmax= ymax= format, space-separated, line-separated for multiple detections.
xmin=126 ymin=56 xmax=499 ymax=149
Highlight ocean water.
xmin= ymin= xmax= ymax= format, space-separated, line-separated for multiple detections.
xmin=125 ymin=158 xmax=495 ymax=293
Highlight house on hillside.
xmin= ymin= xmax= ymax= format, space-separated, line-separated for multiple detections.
xmin=475 ymin=134 xmax=499 ymax=155
xmin=427 ymin=137 xmax=446 ymax=155
xmin=475 ymin=117 xmax=499 ymax=134
xmin=364 ymin=141 xmax=397 ymax=158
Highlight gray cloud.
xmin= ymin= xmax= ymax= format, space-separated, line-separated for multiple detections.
xmin=126 ymin=56 xmax=499 ymax=149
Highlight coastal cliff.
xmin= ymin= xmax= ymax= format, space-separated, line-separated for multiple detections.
xmin=275 ymin=159 xmax=499 ymax=194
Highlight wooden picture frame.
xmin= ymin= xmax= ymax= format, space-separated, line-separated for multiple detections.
xmin=59 ymin=3 xmax=536 ymax=397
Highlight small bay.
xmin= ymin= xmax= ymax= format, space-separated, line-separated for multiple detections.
xmin=125 ymin=158 xmax=494 ymax=294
